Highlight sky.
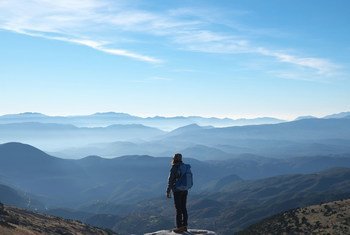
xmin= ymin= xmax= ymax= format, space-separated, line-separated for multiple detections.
xmin=0 ymin=0 xmax=349 ymax=120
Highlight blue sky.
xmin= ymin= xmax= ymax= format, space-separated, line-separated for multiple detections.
xmin=0 ymin=0 xmax=349 ymax=120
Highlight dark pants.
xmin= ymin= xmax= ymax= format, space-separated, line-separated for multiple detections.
xmin=173 ymin=190 xmax=188 ymax=228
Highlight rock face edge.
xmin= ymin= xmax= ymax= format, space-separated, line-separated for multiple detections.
xmin=144 ymin=229 xmax=216 ymax=235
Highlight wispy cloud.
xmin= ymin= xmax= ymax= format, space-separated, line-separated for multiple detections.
xmin=0 ymin=0 xmax=162 ymax=63
xmin=172 ymin=32 xmax=338 ymax=77
xmin=0 ymin=0 xmax=342 ymax=77
xmin=256 ymin=47 xmax=338 ymax=76
xmin=69 ymin=38 xmax=161 ymax=63
xmin=10 ymin=29 xmax=162 ymax=63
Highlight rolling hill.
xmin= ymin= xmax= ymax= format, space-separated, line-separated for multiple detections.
xmin=2 ymin=142 xmax=350 ymax=209
xmin=0 ymin=142 xmax=231 ymax=208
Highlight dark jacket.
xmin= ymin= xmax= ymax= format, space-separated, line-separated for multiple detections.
xmin=166 ymin=162 xmax=182 ymax=194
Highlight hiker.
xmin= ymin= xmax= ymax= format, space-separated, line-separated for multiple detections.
xmin=166 ymin=153 xmax=193 ymax=233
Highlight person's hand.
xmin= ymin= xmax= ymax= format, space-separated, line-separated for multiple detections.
xmin=166 ymin=192 xmax=171 ymax=198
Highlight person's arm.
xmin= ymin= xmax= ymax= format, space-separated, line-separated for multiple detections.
xmin=166 ymin=165 xmax=177 ymax=197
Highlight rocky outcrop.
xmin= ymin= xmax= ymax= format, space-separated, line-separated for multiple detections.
xmin=145 ymin=229 xmax=216 ymax=235
xmin=0 ymin=204 xmax=116 ymax=235
xmin=237 ymin=198 xmax=350 ymax=234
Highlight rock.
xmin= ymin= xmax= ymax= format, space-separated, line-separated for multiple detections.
xmin=145 ymin=229 xmax=216 ymax=235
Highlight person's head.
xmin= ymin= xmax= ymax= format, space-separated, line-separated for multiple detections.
xmin=172 ymin=153 xmax=183 ymax=165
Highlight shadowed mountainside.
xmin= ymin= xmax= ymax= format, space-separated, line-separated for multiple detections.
xmin=0 ymin=142 xmax=231 ymax=208
xmin=2 ymin=143 xmax=350 ymax=234
xmin=82 ymin=168 xmax=350 ymax=235
xmin=0 ymin=183 xmax=44 ymax=210
xmin=2 ymin=142 xmax=350 ymax=210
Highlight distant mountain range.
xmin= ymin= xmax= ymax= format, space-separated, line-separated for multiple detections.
xmin=295 ymin=111 xmax=350 ymax=120
xmin=1 ymin=110 xmax=348 ymax=131
xmin=158 ymin=118 xmax=350 ymax=158
xmin=0 ymin=117 xmax=350 ymax=159
xmin=99 ymin=118 xmax=350 ymax=160
xmin=0 ymin=111 xmax=350 ymax=158
xmin=164 ymin=118 xmax=350 ymax=142
xmin=0 ymin=112 xmax=285 ymax=130
xmin=0 ymin=122 xmax=164 ymax=150
xmin=323 ymin=111 xmax=350 ymax=119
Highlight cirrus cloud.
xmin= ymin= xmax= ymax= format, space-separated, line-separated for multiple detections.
xmin=0 ymin=0 xmax=342 ymax=77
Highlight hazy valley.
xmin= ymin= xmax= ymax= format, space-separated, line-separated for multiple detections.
xmin=1 ymin=111 xmax=350 ymax=234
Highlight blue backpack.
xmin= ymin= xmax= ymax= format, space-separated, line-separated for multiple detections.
xmin=175 ymin=163 xmax=193 ymax=191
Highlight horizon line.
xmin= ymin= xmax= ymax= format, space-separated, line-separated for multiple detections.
xmin=0 ymin=110 xmax=346 ymax=121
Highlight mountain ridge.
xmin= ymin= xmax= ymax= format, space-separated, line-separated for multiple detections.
xmin=324 ymin=111 xmax=350 ymax=119
xmin=0 ymin=112 xmax=285 ymax=130
xmin=0 ymin=122 xmax=165 ymax=150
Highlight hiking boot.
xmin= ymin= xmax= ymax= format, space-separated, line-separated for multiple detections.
xmin=173 ymin=226 xmax=187 ymax=233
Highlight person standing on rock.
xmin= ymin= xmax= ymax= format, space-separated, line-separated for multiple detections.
xmin=166 ymin=153 xmax=193 ymax=233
